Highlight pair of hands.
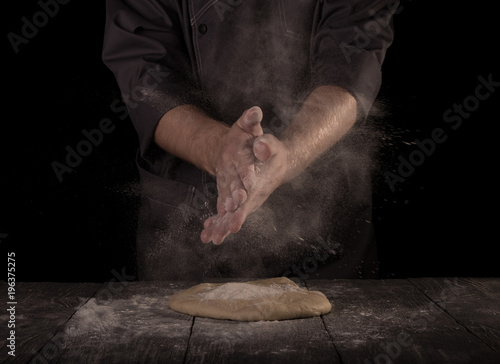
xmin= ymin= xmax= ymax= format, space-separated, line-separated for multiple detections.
xmin=200 ymin=106 xmax=291 ymax=245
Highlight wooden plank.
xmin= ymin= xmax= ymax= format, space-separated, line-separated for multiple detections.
xmin=185 ymin=316 xmax=339 ymax=364
xmin=37 ymin=281 xmax=194 ymax=364
xmin=307 ymin=279 xmax=500 ymax=364
xmin=0 ymin=282 xmax=101 ymax=364
xmin=5 ymin=279 xmax=499 ymax=363
xmin=181 ymin=277 xmax=339 ymax=364
xmin=410 ymin=277 xmax=500 ymax=352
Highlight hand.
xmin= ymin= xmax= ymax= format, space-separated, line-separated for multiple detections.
xmin=201 ymin=133 xmax=292 ymax=244
xmin=214 ymin=106 xmax=264 ymax=217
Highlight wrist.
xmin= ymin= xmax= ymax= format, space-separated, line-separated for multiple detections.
xmin=154 ymin=105 xmax=231 ymax=176
xmin=281 ymin=140 xmax=304 ymax=183
xmin=202 ymin=122 xmax=230 ymax=176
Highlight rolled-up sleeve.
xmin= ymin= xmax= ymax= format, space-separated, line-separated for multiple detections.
xmin=102 ymin=0 xmax=198 ymax=155
xmin=311 ymin=0 xmax=398 ymax=118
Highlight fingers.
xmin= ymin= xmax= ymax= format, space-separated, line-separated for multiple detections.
xmin=230 ymin=179 xmax=247 ymax=207
xmin=234 ymin=147 xmax=257 ymax=191
xmin=216 ymin=163 xmax=249 ymax=216
xmin=201 ymin=214 xmax=233 ymax=245
xmin=216 ymin=165 xmax=236 ymax=216
xmin=210 ymin=218 xmax=231 ymax=245
xmin=216 ymin=107 xmax=263 ymax=214
xmin=200 ymin=202 xmax=251 ymax=245
xmin=200 ymin=217 xmax=213 ymax=243
xmin=228 ymin=206 xmax=249 ymax=234
xmin=253 ymin=134 xmax=278 ymax=162
xmin=237 ymin=106 xmax=264 ymax=137
xmin=206 ymin=106 xmax=269 ymax=245
xmin=234 ymin=107 xmax=265 ymax=190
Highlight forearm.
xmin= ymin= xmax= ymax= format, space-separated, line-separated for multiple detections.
xmin=281 ymin=85 xmax=357 ymax=181
xmin=153 ymin=86 xmax=356 ymax=181
xmin=154 ymin=104 xmax=229 ymax=175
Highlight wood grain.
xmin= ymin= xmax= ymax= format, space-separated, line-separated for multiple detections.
xmin=185 ymin=316 xmax=339 ymax=364
xmin=307 ymin=279 xmax=500 ymax=364
xmin=410 ymin=277 xmax=500 ymax=352
xmin=3 ymin=279 xmax=500 ymax=363
xmin=0 ymin=282 xmax=101 ymax=364
xmin=40 ymin=281 xmax=194 ymax=364
xmin=172 ymin=278 xmax=338 ymax=364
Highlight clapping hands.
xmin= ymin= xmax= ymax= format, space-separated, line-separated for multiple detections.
xmin=201 ymin=106 xmax=291 ymax=244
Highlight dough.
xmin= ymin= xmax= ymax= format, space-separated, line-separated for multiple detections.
xmin=168 ymin=277 xmax=331 ymax=321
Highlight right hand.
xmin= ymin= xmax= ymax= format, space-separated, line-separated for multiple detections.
xmin=202 ymin=132 xmax=292 ymax=245
xmin=214 ymin=106 xmax=264 ymax=217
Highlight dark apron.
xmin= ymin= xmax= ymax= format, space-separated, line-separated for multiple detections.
xmin=133 ymin=0 xmax=383 ymax=280
xmin=135 ymin=122 xmax=379 ymax=280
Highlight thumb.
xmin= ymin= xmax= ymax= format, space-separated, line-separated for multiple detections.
xmin=253 ymin=134 xmax=278 ymax=162
xmin=237 ymin=106 xmax=264 ymax=136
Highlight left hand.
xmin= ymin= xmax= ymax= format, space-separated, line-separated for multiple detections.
xmin=213 ymin=106 xmax=265 ymax=217
xmin=201 ymin=133 xmax=292 ymax=244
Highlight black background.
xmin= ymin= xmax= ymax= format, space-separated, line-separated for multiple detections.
xmin=1 ymin=1 xmax=498 ymax=282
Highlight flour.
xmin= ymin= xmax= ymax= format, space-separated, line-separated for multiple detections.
xmin=199 ymin=282 xmax=306 ymax=301
xmin=169 ymin=277 xmax=331 ymax=321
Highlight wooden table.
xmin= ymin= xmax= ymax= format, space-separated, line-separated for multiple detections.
xmin=1 ymin=278 xmax=499 ymax=363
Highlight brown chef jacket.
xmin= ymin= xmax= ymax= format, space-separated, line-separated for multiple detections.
xmin=102 ymin=0 xmax=398 ymax=280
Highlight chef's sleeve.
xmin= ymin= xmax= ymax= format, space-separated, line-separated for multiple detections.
xmin=102 ymin=0 xmax=198 ymax=156
xmin=311 ymin=0 xmax=398 ymax=118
